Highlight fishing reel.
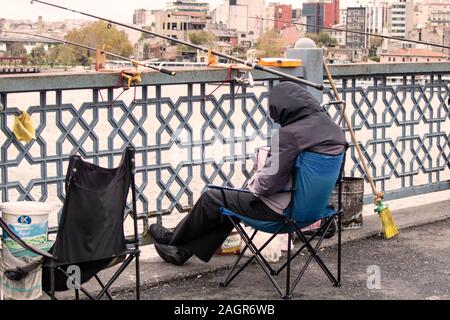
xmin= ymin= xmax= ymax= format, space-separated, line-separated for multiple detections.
xmin=234 ymin=71 xmax=254 ymax=88
xmin=120 ymin=61 xmax=142 ymax=90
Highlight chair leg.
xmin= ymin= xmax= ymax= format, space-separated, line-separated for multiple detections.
xmin=231 ymin=222 xmax=284 ymax=297
xmin=50 ymin=267 xmax=56 ymax=301
xmin=336 ymin=210 xmax=342 ymax=287
xmin=56 ymin=267 xmax=96 ymax=300
xmin=95 ymin=275 xmax=114 ymax=300
xmin=235 ymin=222 xmax=278 ymax=275
xmin=221 ymin=225 xmax=275 ymax=287
xmin=288 ymin=219 xmax=338 ymax=295
xmin=296 ymin=224 xmax=339 ymax=286
xmin=283 ymin=232 xmax=292 ymax=300
xmin=135 ymin=253 xmax=141 ymax=300
xmin=75 ymin=289 xmax=80 ymax=300
xmin=221 ymin=229 xmax=257 ymax=287
xmin=95 ymin=255 xmax=134 ymax=300
xmin=221 ymin=219 xmax=281 ymax=287
xmin=274 ymin=224 xmax=327 ymax=275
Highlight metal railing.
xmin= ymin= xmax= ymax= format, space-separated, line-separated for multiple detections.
xmin=0 ymin=63 xmax=449 ymax=233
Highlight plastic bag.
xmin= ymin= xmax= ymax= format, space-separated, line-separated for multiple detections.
xmin=0 ymin=247 xmax=43 ymax=300
xmin=240 ymin=227 xmax=294 ymax=263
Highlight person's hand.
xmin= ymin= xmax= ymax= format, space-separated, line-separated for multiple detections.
xmin=247 ymin=174 xmax=258 ymax=193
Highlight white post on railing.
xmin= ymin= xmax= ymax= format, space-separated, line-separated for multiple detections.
xmin=286 ymin=38 xmax=324 ymax=104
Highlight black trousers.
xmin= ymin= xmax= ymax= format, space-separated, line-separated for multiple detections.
xmin=170 ymin=189 xmax=283 ymax=262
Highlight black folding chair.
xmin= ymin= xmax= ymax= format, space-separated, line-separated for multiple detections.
xmin=0 ymin=146 xmax=140 ymax=300
xmin=210 ymin=150 xmax=346 ymax=299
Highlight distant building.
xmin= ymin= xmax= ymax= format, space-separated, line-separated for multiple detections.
xmin=364 ymin=0 xmax=390 ymax=34
xmin=211 ymin=0 xmax=265 ymax=45
xmin=0 ymin=19 xmax=5 ymax=35
xmin=207 ymin=23 xmax=238 ymax=47
xmin=325 ymin=47 xmax=355 ymax=63
xmin=167 ymin=0 xmax=209 ymax=14
xmin=414 ymin=1 xmax=450 ymax=27
xmin=328 ymin=23 xmax=346 ymax=46
xmin=408 ymin=23 xmax=450 ymax=55
xmin=302 ymin=0 xmax=340 ymax=33
xmin=133 ymin=9 xmax=161 ymax=28
xmin=263 ymin=4 xmax=276 ymax=33
xmin=346 ymin=7 xmax=366 ymax=48
xmin=292 ymin=8 xmax=302 ymax=23
xmin=340 ymin=8 xmax=347 ymax=25
xmin=155 ymin=0 xmax=209 ymax=40
xmin=388 ymin=0 xmax=415 ymax=48
xmin=343 ymin=0 xmax=390 ymax=49
xmin=429 ymin=5 xmax=450 ymax=27
xmin=380 ymin=48 xmax=448 ymax=62
xmin=291 ymin=8 xmax=307 ymax=34
xmin=274 ymin=4 xmax=293 ymax=31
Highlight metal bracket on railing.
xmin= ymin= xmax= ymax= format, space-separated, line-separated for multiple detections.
xmin=321 ymin=100 xmax=346 ymax=127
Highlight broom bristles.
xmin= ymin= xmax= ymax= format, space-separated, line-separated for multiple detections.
xmin=375 ymin=201 xmax=399 ymax=239
xmin=379 ymin=208 xmax=399 ymax=239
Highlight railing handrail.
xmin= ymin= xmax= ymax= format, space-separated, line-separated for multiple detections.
xmin=1 ymin=62 xmax=449 ymax=93
xmin=328 ymin=62 xmax=450 ymax=78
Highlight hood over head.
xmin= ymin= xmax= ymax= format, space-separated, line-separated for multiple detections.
xmin=268 ymin=81 xmax=322 ymax=126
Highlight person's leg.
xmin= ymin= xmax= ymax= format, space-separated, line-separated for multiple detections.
xmin=168 ymin=189 xmax=282 ymax=263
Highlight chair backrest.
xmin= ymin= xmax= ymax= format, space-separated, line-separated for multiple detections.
xmin=51 ymin=147 xmax=135 ymax=264
xmin=285 ymin=151 xmax=344 ymax=225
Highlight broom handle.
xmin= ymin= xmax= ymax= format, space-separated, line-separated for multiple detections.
xmin=323 ymin=62 xmax=382 ymax=201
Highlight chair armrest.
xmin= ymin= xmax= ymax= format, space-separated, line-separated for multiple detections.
xmin=207 ymin=185 xmax=251 ymax=194
xmin=0 ymin=217 xmax=54 ymax=259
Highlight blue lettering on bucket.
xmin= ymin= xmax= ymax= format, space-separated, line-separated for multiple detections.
xmin=17 ymin=216 xmax=32 ymax=225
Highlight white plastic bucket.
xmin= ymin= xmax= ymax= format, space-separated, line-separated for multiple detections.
xmin=0 ymin=202 xmax=53 ymax=253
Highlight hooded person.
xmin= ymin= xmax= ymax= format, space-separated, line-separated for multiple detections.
xmin=149 ymin=81 xmax=348 ymax=266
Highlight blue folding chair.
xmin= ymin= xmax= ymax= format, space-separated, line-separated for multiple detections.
xmin=209 ymin=150 xmax=346 ymax=299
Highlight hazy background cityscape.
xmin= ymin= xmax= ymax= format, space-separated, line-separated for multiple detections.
xmin=0 ymin=0 xmax=449 ymax=68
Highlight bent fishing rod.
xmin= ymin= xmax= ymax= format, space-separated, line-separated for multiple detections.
xmin=4 ymin=30 xmax=176 ymax=76
xmin=30 ymin=0 xmax=324 ymax=91
xmin=244 ymin=15 xmax=450 ymax=51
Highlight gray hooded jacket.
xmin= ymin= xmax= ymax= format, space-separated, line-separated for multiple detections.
xmin=250 ymin=81 xmax=348 ymax=214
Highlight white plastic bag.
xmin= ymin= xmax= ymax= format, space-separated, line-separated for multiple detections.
xmin=0 ymin=248 xmax=43 ymax=300
xmin=240 ymin=227 xmax=294 ymax=263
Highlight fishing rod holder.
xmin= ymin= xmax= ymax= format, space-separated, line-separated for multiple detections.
xmin=321 ymin=100 xmax=346 ymax=126
xmin=234 ymin=71 xmax=254 ymax=88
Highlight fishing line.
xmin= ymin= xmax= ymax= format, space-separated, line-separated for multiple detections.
xmin=4 ymin=30 xmax=177 ymax=75
xmin=30 ymin=0 xmax=324 ymax=90
xmin=239 ymin=14 xmax=450 ymax=50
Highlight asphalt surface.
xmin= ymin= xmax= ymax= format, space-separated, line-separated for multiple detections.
xmin=116 ymin=218 xmax=450 ymax=300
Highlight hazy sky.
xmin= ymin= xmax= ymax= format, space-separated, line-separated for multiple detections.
xmin=1 ymin=0 xmax=310 ymax=23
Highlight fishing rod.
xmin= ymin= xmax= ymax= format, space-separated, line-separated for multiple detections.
xmin=30 ymin=0 xmax=324 ymax=91
xmin=4 ymin=30 xmax=176 ymax=76
xmin=245 ymin=14 xmax=450 ymax=51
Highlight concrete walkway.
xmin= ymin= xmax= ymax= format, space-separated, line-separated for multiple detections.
xmin=118 ymin=217 xmax=450 ymax=300
xmin=48 ymin=191 xmax=450 ymax=300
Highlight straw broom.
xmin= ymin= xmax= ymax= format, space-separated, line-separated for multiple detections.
xmin=323 ymin=62 xmax=399 ymax=239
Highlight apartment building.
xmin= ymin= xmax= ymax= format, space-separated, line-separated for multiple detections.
xmin=346 ymin=7 xmax=366 ymax=48
xmin=302 ymin=0 xmax=340 ymax=33
xmin=389 ymin=0 xmax=415 ymax=47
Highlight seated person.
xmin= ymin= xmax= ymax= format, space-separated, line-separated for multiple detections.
xmin=149 ymin=81 xmax=348 ymax=266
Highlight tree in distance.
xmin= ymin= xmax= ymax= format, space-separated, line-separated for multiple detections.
xmin=46 ymin=21 xmax=133 ymax=66
xmin=255 ymin=29 xmax=285 ymax=58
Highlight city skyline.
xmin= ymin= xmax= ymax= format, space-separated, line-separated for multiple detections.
xmin=0 ymin=0 xmax=333 ymax=23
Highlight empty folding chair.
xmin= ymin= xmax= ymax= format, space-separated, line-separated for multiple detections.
xmin=0 ymin=146 xmax=141 ymax=300
xmin=210 ymin=150 xmax=346 ymax=299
